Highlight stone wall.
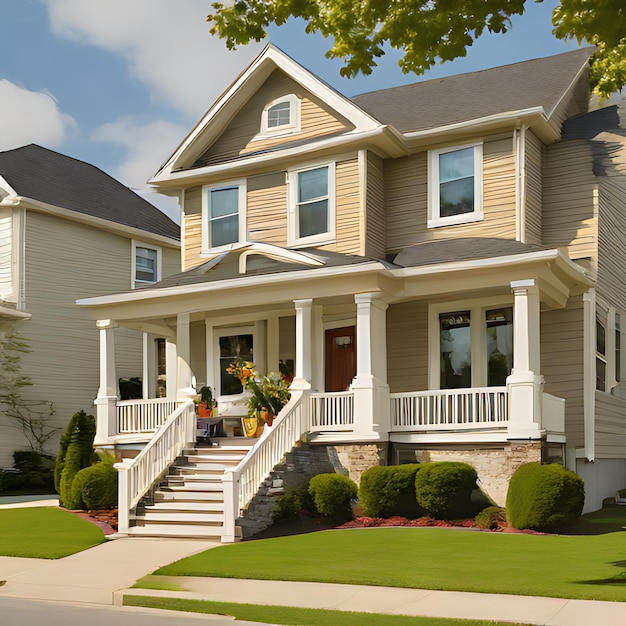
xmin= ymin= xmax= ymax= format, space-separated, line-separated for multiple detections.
xmin=405 ymin=442 xmax=542 ymax=506
xmin=324 ymin=443 xmax=388 ymax=486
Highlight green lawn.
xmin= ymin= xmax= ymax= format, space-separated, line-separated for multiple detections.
xmin=0 ymin=507 xmax=105 ymax=558
xmin=124 ymin=596 xmax=529 ymax=626
xmin=154 ymin=522 xmax=626 ymax=602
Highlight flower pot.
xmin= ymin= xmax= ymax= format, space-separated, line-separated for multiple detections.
xmin=196 ymin=403 xmax=214 ymax=418
xmin=260 ymin=408 xmax=274 ymax=427
xmin=242 ymin=416 xmax=264 ymax=438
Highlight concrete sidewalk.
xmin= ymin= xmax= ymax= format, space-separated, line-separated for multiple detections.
xmin=0 ymin=500 xmax=624 ymax=625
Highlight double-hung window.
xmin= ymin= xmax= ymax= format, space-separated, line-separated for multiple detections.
xmin=428 ymin=143 xmax=483 ymax=228
xmin=133 ymin=243 xmax=160 ymax=287
xmin=202 ymin=181 xmax=246 ymax=251
xmin=288 ymin=163 xmax=335 ymax=246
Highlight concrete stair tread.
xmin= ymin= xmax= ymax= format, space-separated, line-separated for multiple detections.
xmin=186 ymin=454 xmax=246 ymax=462
xmin=145 ymin=502 xmax=224 ymax=512
xmin=174 ymin=463 xmax=234 ymax=472
xmin=139 ymin=512 xmax=224 ymax=523
xmin=154 ymin=491 xmax=223 ymax=501
xmin=127 ymin=524 xmax=223 ymax=538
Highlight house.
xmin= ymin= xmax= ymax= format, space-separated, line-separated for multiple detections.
xmin=0 ymin=144 xmax=180 ymax=466
xmin=77 ymin=45 xmax=625 ymax=541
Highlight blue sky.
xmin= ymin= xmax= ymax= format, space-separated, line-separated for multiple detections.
xmin=0 ymin=0 xmax=578 ymax=220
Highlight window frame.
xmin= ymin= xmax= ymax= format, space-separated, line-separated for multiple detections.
xmin=287 ymin=161 xmax=336 ymax=247
xmin=201 ymin=179 xmax=247 ymax=253
xmin=428 ymin=142 xmax=484 ymax=229
xmin=429 ymin=297 xmax=513 ymax=390
xmin=260 ymin=94 xmax=301 ymax=137
xmin=132 ymin=241 xmax=161 ymax=288
xmin=213 ymin=325 xmax=256 ymax=400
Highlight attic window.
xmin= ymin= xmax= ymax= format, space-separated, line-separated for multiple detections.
xmin=260 ymin=94 xmax=300 ymax=136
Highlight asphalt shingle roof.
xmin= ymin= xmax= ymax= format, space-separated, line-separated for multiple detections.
xmin=352 ymin=48 xmax=594 ymax=133
xmin=0 ymin=144 xmax=179 ymax=240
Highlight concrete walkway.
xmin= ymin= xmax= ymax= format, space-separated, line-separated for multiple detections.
xmin=1 ymin=500 xmax=625 ymax=624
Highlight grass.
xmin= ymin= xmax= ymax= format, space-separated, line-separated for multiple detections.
xmin=123 ymin=595 xmax=529 ymax=626
xmin=152 ymin=508 xmax=626 ymax=602
xmin=0 ymin=507 xmax=105 ymax=558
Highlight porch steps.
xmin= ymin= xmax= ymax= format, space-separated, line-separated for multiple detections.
xmin=127 ymin=437 xmax=254 ymax=539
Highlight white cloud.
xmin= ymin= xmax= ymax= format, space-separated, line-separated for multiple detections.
xmin=0 ymin=80 xmax=76 ymax=151
xmin=41 ymin=0 xmax=264 ymax=119
xmin=91 ymin=116 xmax=187 ymax=222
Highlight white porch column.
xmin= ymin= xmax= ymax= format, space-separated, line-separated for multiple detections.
xmin=352 ymin=292 xmax=390 ymax=439
xmin=94 ymin=319 xmax=118 ymax=445
xmin=165 ymin=338 xmax=177 ymax=400
xmin=292 ymin=299 xmax=312 ymax=390
xmin=176 ymin=312 xmax=196 ymax=401
xmin=506 ymin=279 xmax=543 ymax=439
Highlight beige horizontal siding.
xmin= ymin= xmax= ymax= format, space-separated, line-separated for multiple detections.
xmin=182 ymin=186 xmax=203 ymax=271
xmin=595 ymin=392 xmax=626 ymax=458
xmin=387 ymin=301 xmax=428 ymax=393
xmin=524 ymin=130 xmax=543 ymax=245
xmin=540 ymin=297 xmax=585 ymax=448
xmin=543 ymin=140 xmax=597 ymax=264
xmin=8 ymin=211 xmax=144 ymax=464
xmin=385 ymin=135 xmax=516 ymax=253
xmin=365 ymin=151 xmax=386 ymax=259
xmin=196 ymin=70 xmax=351 ymax=166
xmin=550 ymin=70 xmax=590 ymax=130
xmin=247 ymin=172 xmax=287 ymax=245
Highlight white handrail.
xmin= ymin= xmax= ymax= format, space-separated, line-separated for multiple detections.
xmin=117 ymin=398 xmax=179 ymax=433
xmin=390 ymin=387 xmax=508 ymax=431
xmin=309 ymin=391 xmax=354 ymax=431
xmin=116 ymin=400 xmax=195 ymax=533
xmin=222 ymin=390 xmax=307 ymax=542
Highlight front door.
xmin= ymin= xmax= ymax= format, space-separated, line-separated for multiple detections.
xmin=325 ymin=326 xmax=356 ymax=391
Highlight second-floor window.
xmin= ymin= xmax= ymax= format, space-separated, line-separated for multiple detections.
xmin=202 ymin=181 xmax=246 ymax=251
xmin=428 ymin=143 xmax=483 ymax=228
xmin=133 ymin=243 xmax=160 ymax=287
xmin=288 ymin=163 xmax=336 ymax=246
xmin=260 ymin=94 xmax=300 ymax=136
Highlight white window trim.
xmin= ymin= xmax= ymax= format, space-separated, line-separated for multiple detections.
xmin=201 ymin=180 xmax=247 ymax=253
xmin=132 ymin=241 xmax=161 ymax=288
xmin=258 ymin=94 xmax=301 ymax=138
xmin=428 ymin=142 xmax=484 ymax=229
xmin=287 ymin=161 xmax=336 ymax=247
xmin=213 ymin=325 xmax=256 ymax=401
xmin=428 ymin=296 xmax=513 ymax=389
xmin=595 ymin=297 xmax=624 ymax=393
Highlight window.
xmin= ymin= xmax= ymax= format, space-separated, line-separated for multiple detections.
xmin=428 ymin=143 xmax=483 ymax=228
xmin=218 ymin=332 xmax=254 ymax=396
xmin=288 ymin=163 xmax=336 ymax=246
xmin=616 ymin=313 xmax=621 ymax=384
xmin=432 ymin=302 xmax=513 ymax=389
xmin=596 ymin=313 xmax=607 ymax=391
xmin=132 ymin=243 xmax=160 ymax=287
xmin=260 ymin=94 xmax=300 ymax=136
xmin=202 ymin=181 xmax=246 ymax=251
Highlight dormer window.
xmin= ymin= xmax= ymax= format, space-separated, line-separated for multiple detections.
xmin=260 ymin=94 xmax=300 ymax=137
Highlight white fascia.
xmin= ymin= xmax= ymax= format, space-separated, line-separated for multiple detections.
xmin=0 ymin=305 xmax=31 ymax=320
xmin=151 ymin=44 xmax=384 ymax=182
xmin=12 ymin=196 xmax=180 ymax=248
xmin=77 ymin=260 xmax=388 ymax=308
xmin=0 ymin=175 xmax=18 ymax=199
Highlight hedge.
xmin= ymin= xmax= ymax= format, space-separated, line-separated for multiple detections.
xmin=506 ymin=462 xmax=585 ymax=531
xmin=71 ymin=460 xmax=118 ymax=510
xmin=414 ymin=462 xmax=477 ymax=519
xmin=308 ymin=473 xmax=357 ymax=521
xmin=359 ymin=464 xmax=424 ymax=518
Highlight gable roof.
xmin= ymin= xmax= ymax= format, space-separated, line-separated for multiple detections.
xmin=0 ymin=144 xmax=179 ymax=241
xmin=352 ymin=48 xmax=594 ymax=134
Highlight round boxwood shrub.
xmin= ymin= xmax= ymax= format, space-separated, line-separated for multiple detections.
xmin=70 ymin=460 xmax=118 ymax=510
xmin=308 ymin=473 xmax=357 ymax=521
xmin=272 ymin=484 xmax=314 ymax=523
xmin=359 ymin=464 xmax=424 ymax=518
xmin=414 ymin=462 xmax=477 ymax=519
xmin=506 ymin=462 xmax=585 ymax=532
xmin=475 ymin=506 xmax=506 ymax=530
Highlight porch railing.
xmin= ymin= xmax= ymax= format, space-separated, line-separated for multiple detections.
xmin=117 ymin=398 xmax=179 ymax=434
xmin=390 ymin=387 xmax=508 ymax=431
xmin=222 ymin=390 xmax=307 ymax=542
xmin=116 ymin=400 xmax=196 ymax=533
xmin=309 ymin=391 xmax=354 ymax=431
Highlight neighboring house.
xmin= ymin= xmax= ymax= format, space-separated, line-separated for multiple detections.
xmin=0 ymin=144 xmax=180 ymax=466
xmin=78 ymin=45 xmax=625 ymax=541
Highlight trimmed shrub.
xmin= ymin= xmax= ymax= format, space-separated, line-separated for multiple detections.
xmin=414 ymin=462 xmax=478 ymax=519
xmin=71 ymin=459 xmax=117 ymax=510
xmin=359 ymin=464 xmax=424 ymax=518
xmin=272 ymin=485 xmax=314 ymax=523
xmin=308 ymin=473 xmax=357 ymax=521
xmin=506 ymin=462 xmax=585 ymax=532
xmin=54 ymin=410 xmax=98 ymax=508
xmin=475 ymin=506 xmax=507 ymax=530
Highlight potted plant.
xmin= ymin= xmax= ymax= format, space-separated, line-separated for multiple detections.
xmin=196 ymin=385 xmax=217 ymax=417
xmin=226 ymin=361 xmax=291 ymax=437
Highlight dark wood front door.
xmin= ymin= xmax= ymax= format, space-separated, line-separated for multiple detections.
xmin=325 ymin=326 xmax=356 ymax=392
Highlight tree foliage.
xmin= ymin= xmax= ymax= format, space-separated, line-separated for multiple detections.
xmin=207 ymin=0 xmax=625 ymax=98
